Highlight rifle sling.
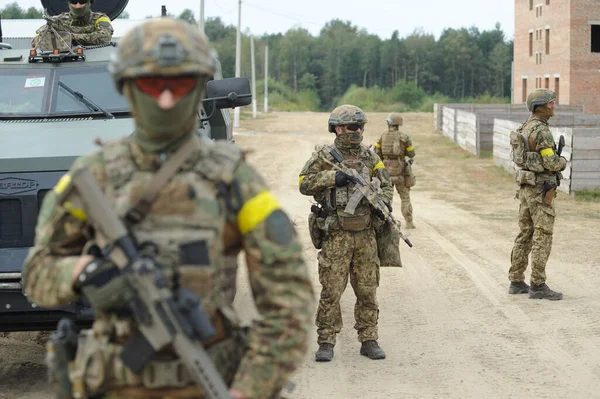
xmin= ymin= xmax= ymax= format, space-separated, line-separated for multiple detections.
xmin=124 ymin=135 xmax=201 ymax=226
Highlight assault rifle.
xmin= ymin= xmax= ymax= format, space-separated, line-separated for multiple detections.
xmin=320 ymin=149 xmax=413 ymax=248
xmin=58 ymin=167 xmax=232 ymax=399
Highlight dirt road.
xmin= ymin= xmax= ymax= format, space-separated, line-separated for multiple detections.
xmin=3 ymin=111 xmax=600 ymax=398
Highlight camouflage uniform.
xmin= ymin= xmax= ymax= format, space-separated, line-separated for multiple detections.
xmin=508 ymin=89 xmax=566 ymax=300
xmin=22 ymin=18 xmax=313 ymax=399
xmin=374 ymin=113 xmax=416 ymax=228
xmin=299 ymin=105 xmax=393 ymax=361
xmin=31 ymin=2 xmax=113 ymax=49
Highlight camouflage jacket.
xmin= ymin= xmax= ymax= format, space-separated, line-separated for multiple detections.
xmin=522 ymin=115 xmax=567 ymax=175
xmin=31 ymin=11 xmax=113 ymax=48
xmin=374 ymin=128 xmax=415 ymax=177
xmin=22 ymin=134 xmax=314 ymax=397
xmin=298 ymin=141 xmax=393 ymax=223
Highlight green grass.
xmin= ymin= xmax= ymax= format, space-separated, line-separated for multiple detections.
xmin=574 ymin=191 xmax=600 ymax=202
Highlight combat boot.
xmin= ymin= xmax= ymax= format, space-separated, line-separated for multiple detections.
xmin=405 ymin=220 xmax=416 ymax=229
xmin=360 ymin=340 xmax=386 ymax=360
xmin=529 ymin=283 xmax=563 ymax=301
xmin=315 ymin=343 xmax=334 ymax=362
xmin=508 ymin=281 xmax=530 ymax=294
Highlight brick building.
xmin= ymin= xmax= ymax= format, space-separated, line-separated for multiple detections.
xmin=513 ymin=0 xmax=600 ymax=114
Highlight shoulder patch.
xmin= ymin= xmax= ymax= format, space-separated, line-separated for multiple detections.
xmin=265 ymin=210 xmax=296 ymax=245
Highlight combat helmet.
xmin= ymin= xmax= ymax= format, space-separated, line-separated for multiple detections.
xmin=108 ymin=17 xmax=217 ymax=94
xmin=386 ymin=112 xmax=403 ymax=126
xmin=526 ymin=89 xmax=556 ymax=112
xmin=328 ymin=104 xmax=367 ymax=133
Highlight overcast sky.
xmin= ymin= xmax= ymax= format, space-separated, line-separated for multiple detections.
xmin=5 ymin=0 xmax=515 ymax=40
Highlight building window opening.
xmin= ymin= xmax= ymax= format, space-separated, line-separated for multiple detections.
xmin=546 ymin=0 xmax=550 ymax=4
xmin=592 ymin=25 xmax=600 ymax=53
xmin=545 ymin=77 xmax=549 ymax=88
xmin=522 ymin=79 xmax=528 ymax=103
xmin=554 ymin=77 xmax=560 ymax=104
xmin=545 ymin=29 xmax=550 ymax=54
xmin=529 ymin=0 xmax=533 ymax=10
xmin=529 ymin=32 xmax=533 ymax=56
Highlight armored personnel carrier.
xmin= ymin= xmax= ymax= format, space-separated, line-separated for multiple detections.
xmin=0 ymin=0 xmax=251 ymax=331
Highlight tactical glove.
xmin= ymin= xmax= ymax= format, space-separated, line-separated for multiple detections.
xmin=335 ymin=171 xmax=361 ymax=187
xmin=74 ymin=258 xmax=131 ymax=312
xmin=372 ymin=208 xmax=385 ymax=221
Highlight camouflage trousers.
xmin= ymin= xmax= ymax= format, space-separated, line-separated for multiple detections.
xmin=391 ymin=176 xmax=413 ymax=223
xmin=509 ymin=185 xmax=556 ymax=285
xmin=316 ymin=227 xmax=380 ymax=345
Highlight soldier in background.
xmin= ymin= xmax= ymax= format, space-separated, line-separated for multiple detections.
xmin=31 ymin=0 xmax=113 ymax=48
xmin=508 ymin=88 xmax=567 ymax=301
xmin=299 ymin=104 xmax=392 ymax=362
xmin=22 ymin=18 xmax=313 ymax=399
xmin=374 ymin=113 xmax=417 ymax=229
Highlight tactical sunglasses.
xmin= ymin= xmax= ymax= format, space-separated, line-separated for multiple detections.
xmin=345 ymin=124 xmax=364 ymax=132
xmin=135 ymin=77 xmax=199 ymax=100
xmin=68 ymin=0 xmax=89 ymax=4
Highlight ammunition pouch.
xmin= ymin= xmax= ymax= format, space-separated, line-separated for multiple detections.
xmin=338 ymin=214 xmax=371 ymax=232
xmin=71 ymin=310 xmax=234 ymax=398
xmin=515 ymin=169 xmax=536 ymax=186
xmin=374 ymin=219 xmax=402 ymax=267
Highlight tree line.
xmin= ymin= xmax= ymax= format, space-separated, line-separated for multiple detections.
xmin=1 ymin=2 xmax=513 ymax=111
xmin=204 ymin=17 xmax=513 ymax=110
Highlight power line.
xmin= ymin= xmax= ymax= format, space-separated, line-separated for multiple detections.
xmin=242 ymin=1 xmax=322 ymax=28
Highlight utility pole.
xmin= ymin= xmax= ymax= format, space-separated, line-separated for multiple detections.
xmin=234 ymin=0 xmax=242 ymax=128
xmin=250 ymin=36 xmax=257 ymax=118
xmin=199 ymin=0 xmax=205 ymax=35
xmin=264 ymin=45 xmax=269 ymax=113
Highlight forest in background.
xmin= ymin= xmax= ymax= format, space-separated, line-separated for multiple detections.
xmin=1 ymin=2 xmax=514 ymax=112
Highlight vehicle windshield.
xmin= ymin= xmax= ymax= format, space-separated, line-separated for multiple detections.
xmin=0 ymin=69 xmax=50 ymax=115
xmin=0 ymin=64 xmax=129 ymax=116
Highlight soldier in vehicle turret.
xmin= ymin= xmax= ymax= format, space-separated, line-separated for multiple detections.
xmin=31 ymin=0 xmax=113 ymax=48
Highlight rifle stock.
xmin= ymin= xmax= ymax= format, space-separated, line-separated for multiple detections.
xmin=64 ymin=167 xmax=233 ymax=399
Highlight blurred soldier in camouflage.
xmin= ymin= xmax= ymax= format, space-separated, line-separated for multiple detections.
xmin=299 ymin=104 xmax=393 ymax=362
xmin=31 ymin=0 xmax=113 ymax=48
xmin=374 ymin=113 xmax=417 ymax=229
xmin=508 ymin=88 xmax=567 ymax=300
xmin=23 ymin=18 xmax=313 ymax=399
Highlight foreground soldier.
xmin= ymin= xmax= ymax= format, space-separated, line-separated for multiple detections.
xmin=31 ymin=0 xmax=113 ymax=48
xmin=22 ymin=18 xmax=313 ymax=399
xmin=508 ymin=88 xmax=566 ymax=300
xmin=299 ymin=105 xmax=393 ymax=362
xmin=374 ymin=113 xmax=416 ymax=229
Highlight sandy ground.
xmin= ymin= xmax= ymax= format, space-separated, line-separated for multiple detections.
xmin=3 ymin=111 xmax=600 ymax=398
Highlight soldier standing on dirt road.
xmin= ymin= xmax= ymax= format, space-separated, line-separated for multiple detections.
xmin=299 ymin=104 xmax=393 ymax=362
xmin=22 ymin=18 xmax=313 ymax=399
xmin=508 ymin=88 xmax=567 ymax=301
xmin=374 ymin=113 xmax=417 ymax=229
